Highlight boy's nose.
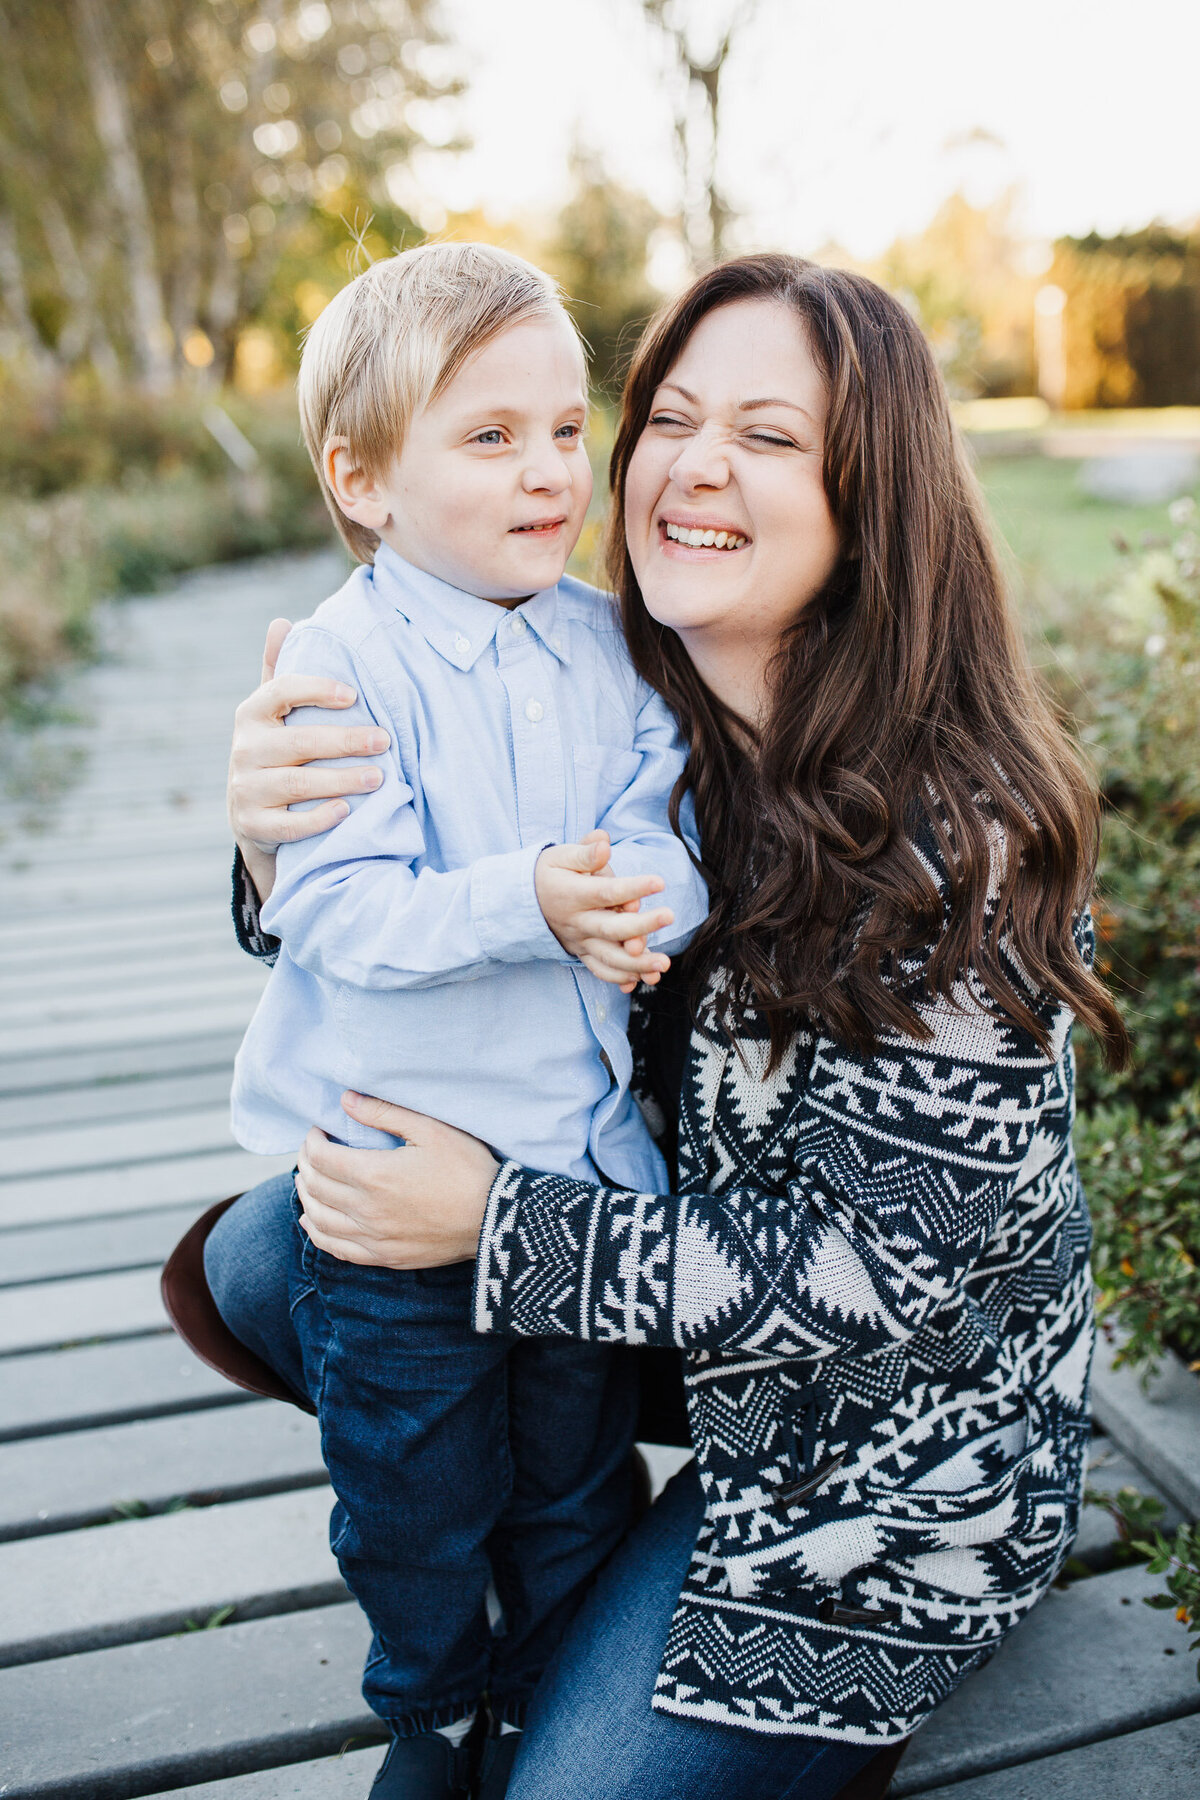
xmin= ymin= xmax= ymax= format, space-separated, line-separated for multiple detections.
xmin=521 ymin=453 xmax=571 ymax=495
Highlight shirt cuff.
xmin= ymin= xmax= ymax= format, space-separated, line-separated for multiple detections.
xmin=469 ymin=842 xmax=572 ymax=964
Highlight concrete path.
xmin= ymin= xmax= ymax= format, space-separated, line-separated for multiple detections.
xmin=0 ymin=551 xmax=1195 ymax=1798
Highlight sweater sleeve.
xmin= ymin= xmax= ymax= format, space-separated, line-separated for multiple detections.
xmin=473 ymin=928 xmax=1081 ymax=1361
xmin=231 ymin=847 xmax=279 ymax=966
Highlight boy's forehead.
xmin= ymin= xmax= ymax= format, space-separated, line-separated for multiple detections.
xmin=438 ymin=314 xmax=587 ymax=409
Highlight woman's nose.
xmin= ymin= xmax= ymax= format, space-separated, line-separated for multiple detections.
xmin=668 ymin=431 xmax=729 ymax=492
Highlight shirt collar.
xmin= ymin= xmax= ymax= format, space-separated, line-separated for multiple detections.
xmin=370 ymin=544 xmax=570 ymax=670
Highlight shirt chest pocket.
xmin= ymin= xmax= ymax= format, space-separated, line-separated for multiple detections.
xmin=572 ymin=744 xmax=644 ymax=836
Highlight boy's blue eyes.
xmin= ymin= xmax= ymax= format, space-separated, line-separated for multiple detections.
xmin=469 ymin=424 xmax=583 ymax=446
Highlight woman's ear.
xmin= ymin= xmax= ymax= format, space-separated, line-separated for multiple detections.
xmin=325 ymin=438 xmax=391 ymax=531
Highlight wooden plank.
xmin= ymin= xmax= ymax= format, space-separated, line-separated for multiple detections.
xmin=0 ymin=928 xmax=232 ymax=984
xmin=0 ymin=865 xmax=231 ymax=923
xmin=1072 ymin=1438 xmax=1181 ymax=1570
xmin=1091 ymin=1336 xmax=1200 ymax=1520
xmin=904 ymin=1713 xmax=1200 ymax=1800
xmin=0 ymin=903 xmax=230 ymax=956
xmin=0 ymin=1401 xmax=323 ymax=1541
xmin=0 ymin=997 xmax=266 ymax=1062
xmin=0 ymin=1336 xmax=250 ymax=1441
xmin=0 ymin=1600 xmax=375 ymax=1800
xmin=0 ymin=1032 xmax=245 ymax=1102
xmin=0 ymin=1268 xmax=167 ymax=1357
xmin=139 ymin=1748 xmax=387 ymax=1800
xmin=0 ymin=1147 xmax=292 ymax=1230
xmin=0 ymin=1107 xmax=244 ymax=1181
xmin=0 ymin=1204 xmax=208 ymax=1286
xmin=0 ymin=973 xmax=264 ymax=1036
xmin=0 ymin=1070 xmax=235 ymax=1140
xmin=892 ymin=1563 xmax=1200 ymax=1796
xmin=0 ymin=1487 xmax=344 ymax=1666
xmin=0 ymin=954 xmax=248 ymax=1019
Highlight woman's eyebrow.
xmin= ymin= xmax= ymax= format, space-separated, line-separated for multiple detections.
xmin=655 ymin=382 xmax=817 ymax=427
xmin=740 ymin=396 xmax=819 ymax=426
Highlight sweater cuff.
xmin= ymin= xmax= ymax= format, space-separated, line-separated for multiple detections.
xmin=232 ymin=847 xmax=280 ymax=965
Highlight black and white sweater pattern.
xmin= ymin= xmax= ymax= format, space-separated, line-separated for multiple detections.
xmin=473 ymin=888 xmax=1095 ymax=1745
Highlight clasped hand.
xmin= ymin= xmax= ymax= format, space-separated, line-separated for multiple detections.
xmin=535 ymin=829 xmax=674 ymax=992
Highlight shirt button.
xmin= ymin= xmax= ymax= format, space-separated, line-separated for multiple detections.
xmin=454 ymin=633 xmax=470 ymax=653
xmin=596 ymin=1003 xmax=607 ymax=1022
xmin=525 ymin=699 xmax=544 ymax=723
xmin=511 ymin=614 xmax=527 ymax=634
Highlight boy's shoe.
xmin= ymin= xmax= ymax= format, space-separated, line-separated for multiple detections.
xmin=474 ymin=1727 xmax=522 ymax=1800
xmin=369 ymin=1730 xmax=476 ymax=1799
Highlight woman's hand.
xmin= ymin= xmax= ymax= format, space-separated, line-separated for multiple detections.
xmin=228 ymin=617 xmax=391 ymax=903
xmin=296 ymin=1092 xmax=500 ymax=1267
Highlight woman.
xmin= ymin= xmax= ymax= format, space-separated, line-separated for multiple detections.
xmin=197 ymin=254 xmax=1127 ymax=1799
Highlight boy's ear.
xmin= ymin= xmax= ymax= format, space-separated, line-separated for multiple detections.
xmin=325 ymin=437 xmax=391 ymax=530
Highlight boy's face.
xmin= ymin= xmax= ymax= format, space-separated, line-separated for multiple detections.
xmin=332 ymin=312 xmax=592 ymax=603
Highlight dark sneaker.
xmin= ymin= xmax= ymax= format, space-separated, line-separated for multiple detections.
xmin=370 ymin=1730 xmax=476 ymax=1799
xmin=474 ymin=1728 xmax=523 ymax=1800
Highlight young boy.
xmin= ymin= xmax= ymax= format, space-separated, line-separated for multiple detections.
xmin=230 ymin=243 xmax=708 ymax=1800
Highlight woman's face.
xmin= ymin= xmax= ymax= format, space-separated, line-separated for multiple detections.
xmin=624 ymin=298 xmax=841 ymax=710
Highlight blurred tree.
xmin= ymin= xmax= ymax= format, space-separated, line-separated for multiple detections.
xmin=1051 ymin=228 xmax=1200 ymax=409
xmin=542 ymin=150 xmax=664 ymax=397
xmin=878 ymin=191 xmax=1038 ymax=399
xmin=641 ymin=0 xmax=758 ymax=269
xmin=0 ymin=0 xmax=463 ymax=387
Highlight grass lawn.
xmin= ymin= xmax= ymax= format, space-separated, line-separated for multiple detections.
xmin=976 ymin=455 xmax=1199 ymax=592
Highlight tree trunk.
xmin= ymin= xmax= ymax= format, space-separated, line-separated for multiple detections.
xmin=0 ymin=208 xmax=56 ymax=373
xmin=40 ymin=195 xmax=120 ymax=383
xmin=73 ymin=0 xmax=172 ymax=390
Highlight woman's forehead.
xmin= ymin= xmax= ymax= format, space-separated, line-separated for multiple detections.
xmin=660 ymin=299 xmax=825 ymax=414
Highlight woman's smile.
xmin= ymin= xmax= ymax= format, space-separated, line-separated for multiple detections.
xmin=659 ymin=517 xmax=751 ymax=554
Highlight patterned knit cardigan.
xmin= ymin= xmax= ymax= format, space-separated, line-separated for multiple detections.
xmin=234 ymin=851 xmax=1095 ymax=1748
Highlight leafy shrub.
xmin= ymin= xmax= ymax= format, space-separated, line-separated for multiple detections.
xmin=1076 ymin=1086 xmax=1200 ymax=1371
xmin=1053 ymin=504 xmax=1200 ymax=1116
xmin=1029 ymin=499 xmax=1199 ymax=1370
xmin=0 ymin=386 xmax=331 ymax=726
xmin=1084 ymin=1486 xmax=1200 ymax=1680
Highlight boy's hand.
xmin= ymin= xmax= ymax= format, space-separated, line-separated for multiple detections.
xmin=536 ymin=833 xmax=674 ymax=989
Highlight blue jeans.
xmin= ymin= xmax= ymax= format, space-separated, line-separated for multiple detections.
xmin=208 ymin=1176 xmax=880 ymax=1795
xmin=509 ymin=1464 xmax=878 ymax=1800
xmin=206 ymin=1175 xmax=638 ymax=1736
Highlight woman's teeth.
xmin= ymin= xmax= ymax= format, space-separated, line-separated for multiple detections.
xmin=663 ymin=523 xmax=747 ymax=549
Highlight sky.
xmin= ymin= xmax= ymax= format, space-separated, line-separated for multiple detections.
xmin=414 ymin=0 xmax=1200 ymax=261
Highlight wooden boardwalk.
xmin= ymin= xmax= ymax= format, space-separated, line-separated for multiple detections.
xmin=0 ymin=552 xmax=1196 ymax=1799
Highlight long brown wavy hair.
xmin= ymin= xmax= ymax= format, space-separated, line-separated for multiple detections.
xmin=608 ymin=253 xmax=1129 ymax=1069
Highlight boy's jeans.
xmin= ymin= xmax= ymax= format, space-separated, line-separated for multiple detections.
xmin=207 ymin=1175 xmax=639 ymax=1737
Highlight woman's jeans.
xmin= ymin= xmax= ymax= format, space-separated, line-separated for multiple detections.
xmin=207 ymin=1176 xmax=880 ymax=1796
xmin=205 ymin=1174 xmax=638 ymax=1736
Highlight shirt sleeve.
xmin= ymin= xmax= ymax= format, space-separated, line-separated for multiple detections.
xmin=259 ymin=625 xmax=566 ymax=989
xmin=596 ymin=683 xmax=709 ymax=956
xmin=473 ymin=934 xmax=1077 ymax=1360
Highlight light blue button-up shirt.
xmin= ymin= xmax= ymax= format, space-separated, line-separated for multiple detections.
xmin=231 ymin=545 xmax=708 ymax=1190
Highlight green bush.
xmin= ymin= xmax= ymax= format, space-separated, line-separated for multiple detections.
xmin=1076 ymin=1087 xmax=1200 ymax=1372
xmin=1034 ymin=501 xmax=1200 ymax=1371
xmin=0 ymin=385 xmax=331 ymax=726
xmin=1056 ymin=506 xmax=1200 ymax=1116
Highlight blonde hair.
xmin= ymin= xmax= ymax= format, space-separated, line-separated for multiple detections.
xmin=298 ymin=242 xmax=577 ymax=562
